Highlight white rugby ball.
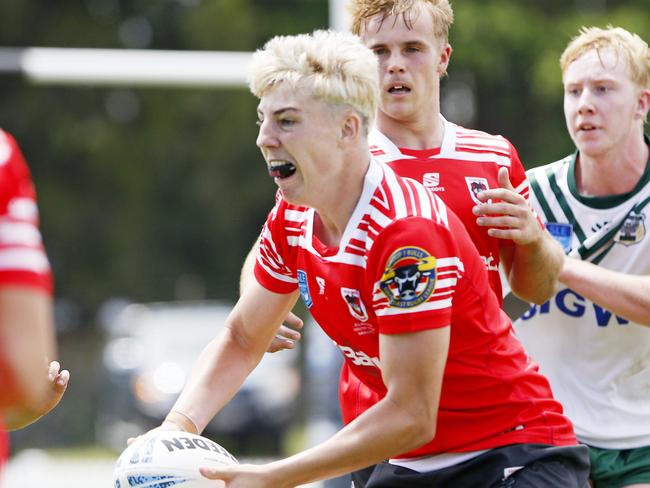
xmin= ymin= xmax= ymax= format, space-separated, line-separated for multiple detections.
xmin=112 ymin=430 xmax=238 ymax=488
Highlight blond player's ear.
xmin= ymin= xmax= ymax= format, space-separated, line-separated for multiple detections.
xmin=340 ymin=110 xmax=362 ymax=142
xmin=634 ymin=87 xmax=650 ymax=122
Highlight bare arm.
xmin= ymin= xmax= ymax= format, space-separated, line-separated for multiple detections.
xmin=201 ymin=326 xmax=450 ymax=487
xmin=475 ymin=167 xmax=564 ymax=303
xmin=0 ymin=287 xmax=69 ymax=429
xmin=162 ymin=280 xmax=300 ymax=434
xmin=240 ymin=239 xmax=303 ymax=353
xmin=560 ymin=258 xmax=650 ymax=326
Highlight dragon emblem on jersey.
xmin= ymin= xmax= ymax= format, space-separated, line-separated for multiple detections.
xmin=340 ymin=288 xmax=369 ymax=322
xmin=379 ymin=247 xmax=437 ymax=308
xmin=465 ymin=176 xmax=490 ymax=205
xmin=615 ymin=211 xmax=646 ymax=246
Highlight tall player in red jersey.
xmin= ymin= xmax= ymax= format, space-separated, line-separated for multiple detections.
xmin=141 ymin=30 xmax=588 ymax=487
xmin=0 ymin=129 xmax=69 ymax=473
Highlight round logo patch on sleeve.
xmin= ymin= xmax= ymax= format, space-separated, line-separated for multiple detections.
xmin=379 ymin=247 xmax=436 ymax=308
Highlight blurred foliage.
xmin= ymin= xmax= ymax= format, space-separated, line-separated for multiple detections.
xmin=0 ymin=0 xmax=648 ymax=320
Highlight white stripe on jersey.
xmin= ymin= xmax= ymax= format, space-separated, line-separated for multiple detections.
xmin=8 ymin=197 xmax=39 ymax=221
xmin=0 ymin=248 xmax=50 ymax=273
xmin=375 ymin=297 xmax=452 ymax=316
xmin=382 ymin=165 xmax=408 ymax=218
xmin=284 ymin=208 xmax=306 ymax=221
xmin=370 ymin=118 xmax=514 ymax=169
xmin=0 ymin=221 xmax=43 ymax=246
xmin=257 ymin=258 xmax=297 ymax=284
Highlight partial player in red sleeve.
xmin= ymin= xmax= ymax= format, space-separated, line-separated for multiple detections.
xmin=132 ymin=30 xmax=589 ymax=488
xmin=0 ymin=129 xmax=69 ymax=472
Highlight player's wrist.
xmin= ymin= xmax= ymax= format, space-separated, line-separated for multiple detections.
xmin=164 ymin=409 xmax=200 ymax=434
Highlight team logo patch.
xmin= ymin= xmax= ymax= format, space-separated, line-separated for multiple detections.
xmin=546 ymin=222 xmax=573 ymax=253
xmin=465 ymin=176 xmax=490 ymax=205
xmin=615 ymin=211 xmax=646 ymax=246
xmin=297 ymin=270 xmax=313 ymax=308
xmin=379 ymin=247 xmax=437 ymax=308
xmin=341 ymin=288 xmax=369 ymax=322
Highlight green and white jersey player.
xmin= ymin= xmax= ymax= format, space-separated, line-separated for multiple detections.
xmin=514 ymin=26 xmax=650 ymax=488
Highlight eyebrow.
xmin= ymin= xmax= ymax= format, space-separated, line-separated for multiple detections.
xmin=257 ymin=107 xmax=301 ymax=118
xmin=368 ymin=40 xmax=425 ymax=49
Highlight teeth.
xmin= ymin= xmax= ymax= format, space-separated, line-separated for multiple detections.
xmin=268 ymin=161 xmax=296 ymax=179
xmin=388 ymin=85 xmax=409 ymax=93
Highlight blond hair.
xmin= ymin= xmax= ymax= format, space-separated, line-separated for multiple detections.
xmin=349 ymin=0 xmax=454 ymax=43
xmin=560 ymin=26 xmax=650 ymax=90
xmin=248 ymin=30 xmax=379 ymax=129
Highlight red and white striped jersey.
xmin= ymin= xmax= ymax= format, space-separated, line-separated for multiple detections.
xmin=369 ymin=117 xmax=530 ymax=300
xmin=0 ymin=130 xmax=51 ymax=291
xmin=0 ymin=129 xmax=52 ymax=465
xmin=255 ymin=160 xmax=575 ymax=457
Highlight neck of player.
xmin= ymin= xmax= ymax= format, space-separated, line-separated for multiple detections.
xmin=376 ymin=109 xmax=445 ymax=150
xmin=576 ymin=129 xmax=649 ymax=197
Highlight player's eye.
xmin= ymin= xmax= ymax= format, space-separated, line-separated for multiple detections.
xmin=279 ymin=118 xmax=296 ymax=127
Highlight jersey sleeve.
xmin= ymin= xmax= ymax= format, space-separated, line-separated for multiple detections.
xmin=0 ymin=130 xmax=52 ymax=293
xmin=367 ymin=216 xmax=462 ymax=335
xmin=253 ymin=195 xmax=299 ymax=294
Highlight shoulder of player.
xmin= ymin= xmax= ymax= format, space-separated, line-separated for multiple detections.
xmin=453 ymin=124 xmax=515 ymax=155
xmin=525 ymin=154 xmax=572 ymax=181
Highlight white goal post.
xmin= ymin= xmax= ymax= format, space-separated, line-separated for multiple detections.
xmin=0 ymin=0 xmax=350 ymax=88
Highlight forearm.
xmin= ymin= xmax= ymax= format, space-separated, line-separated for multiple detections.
xmin=0 ymin=289 xmax=55 ymax=410
xmin=560 ymin=258 xmax=650 ymax=326
xmin=3 ymin=407 xmax=47 ymax=431
xmin=506 ymin=231 xmax=564 ymax=303
xmin=169 ymin=327 xmax=265 ymax=433
xmin=168 ymin=287 xmax=298 ymax=432
xmin=270 ymin=394 xmax=435 ymax=487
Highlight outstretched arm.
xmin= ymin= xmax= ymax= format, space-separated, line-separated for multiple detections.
xmin=161 ymin=281 xmax=300 ymax=435
xmin=200 ymin=326 xmax=450 ymax=488
xmin=560 ymin=258 xmax=650 ymax=326
xmin=474 ymin=167 xmax=564 ymax=303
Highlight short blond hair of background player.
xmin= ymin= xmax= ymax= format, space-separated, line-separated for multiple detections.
xmin=560 ymin=25 xmax=650 ymax=90
xmin=348 ymin=0 xmax=454 ymax=44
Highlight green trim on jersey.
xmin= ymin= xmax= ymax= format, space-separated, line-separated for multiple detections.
xmin=546 ymin=161 xmax=587 ymax=243
xmin=530 ymin=135 xmax=650 ymax=264
xmin=528 ymin=171 xmax=558 ymax=223
xmin=567 ymin=135 xmax=650 ymax=209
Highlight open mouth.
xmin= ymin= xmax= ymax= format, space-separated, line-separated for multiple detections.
xmin=268 ymin=161 xmax=297 ymax=179
xmin=388 ymin=84 xmax=411 ymax=94
xmin=578 ymin=123 xmax=598 ymax=132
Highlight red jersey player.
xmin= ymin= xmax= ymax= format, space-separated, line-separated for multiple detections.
xmin=0 ymin=129 xmax=69 ymax=471
xmin=143 ymin=30 xmax=588 ymax=487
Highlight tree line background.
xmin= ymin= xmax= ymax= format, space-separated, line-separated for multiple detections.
xmin=1 ymin=0 xmax=648 ymax=448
